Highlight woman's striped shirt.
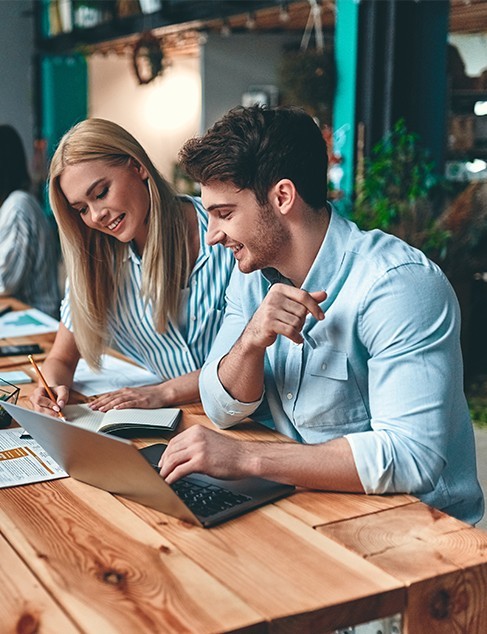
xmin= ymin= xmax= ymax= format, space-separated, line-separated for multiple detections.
xmin=61 ymin=197 xmax=235 ymax=380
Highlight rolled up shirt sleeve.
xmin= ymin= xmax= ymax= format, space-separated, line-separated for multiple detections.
xmin=200 ymin=357 xmax=263 ymax=428
xmin=345 ymin=262 xmax=463 ymax=495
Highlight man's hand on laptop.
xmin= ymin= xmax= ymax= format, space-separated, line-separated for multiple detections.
xmin=159 ymin=425 xmax=256 ymax=484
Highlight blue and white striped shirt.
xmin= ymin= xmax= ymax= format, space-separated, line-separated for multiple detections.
xmin=0 ymin=190 xmax=60 ymax=318
xmin=61 ymin=197 xmax=235 ymax=380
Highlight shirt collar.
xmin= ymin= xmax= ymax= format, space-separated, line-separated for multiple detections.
xmin=261 ymin=205 xmax=351 ymax=292
xmin=126 ymin=242 xmax=141 ymax=265
xmin=300 ymin=205 xmax=351 ymax=294
xmin=262 ymin=267 xmax=293 ymax=287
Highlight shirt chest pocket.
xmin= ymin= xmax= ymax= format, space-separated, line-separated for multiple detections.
xmin=298 ymin=348 xmax=368 ymax=428
xmin=309 ymin=349 xmax=348 ymax=380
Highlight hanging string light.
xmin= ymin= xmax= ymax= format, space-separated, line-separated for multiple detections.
xmin=220 ymin=19 xmax=231 ymax=37
xmin=245 ymin=12 xmax=256 ymax=30
xmin=279 ymin=2 xmax=290 ymax=22
xmin=300 ymin=0 xmax=324 ymax=52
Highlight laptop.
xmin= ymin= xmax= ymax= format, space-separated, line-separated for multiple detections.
xmin=1 ymin=401 xmax=294 ymax=528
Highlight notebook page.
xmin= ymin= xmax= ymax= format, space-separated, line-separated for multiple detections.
xmin=63 ymin=404 xmax=105 ymax=432
xmin=102 ymin=408 xmax=179 ymax=429
xmin=62 ymin=404 xmax=179 ymax=432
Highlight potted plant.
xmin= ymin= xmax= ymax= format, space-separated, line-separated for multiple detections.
xmin=277 ymin=45 xmax=336 ymax=125
xmin=353 ymin=118 xmax=450 ymax=262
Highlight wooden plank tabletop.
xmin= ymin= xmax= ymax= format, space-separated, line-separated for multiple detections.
xmin=1 ymin=299 xmax=487 ymax=633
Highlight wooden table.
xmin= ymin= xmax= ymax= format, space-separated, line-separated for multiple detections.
xmin=1 ymin=303 xmax=487 ymax=633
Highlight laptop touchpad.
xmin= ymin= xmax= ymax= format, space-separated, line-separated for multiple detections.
xmin=139 ymin=443 xmax=167 ymax=469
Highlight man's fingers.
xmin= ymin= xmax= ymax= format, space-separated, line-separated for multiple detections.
xmin=269 ymin=284 xmax=326 ymax=321
xmin=159 ymin=445 xmax=194 ymax=480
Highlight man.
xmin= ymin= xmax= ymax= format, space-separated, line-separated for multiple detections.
xmin=160 ymin=105 xmax=484 ymax=525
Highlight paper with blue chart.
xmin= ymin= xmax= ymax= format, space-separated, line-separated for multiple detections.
xmin=0 ymin=309 xmax=59 ymax=338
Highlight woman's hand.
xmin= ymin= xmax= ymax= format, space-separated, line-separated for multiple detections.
xmin=88 ymin=384 xmax=167 ymax=411
xmin=30 ymin=384 xmax=70 ymax=418
xmin=88 ymin=371 xmax=201 ymax=411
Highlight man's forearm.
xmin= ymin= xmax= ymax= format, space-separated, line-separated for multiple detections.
xmin=160 ymin=424 xmax=365 ymax=491
xmin=217 ymin=334 xmax=266 ymax=403
xmin=247 ymin=436 xmax=364 ymax=492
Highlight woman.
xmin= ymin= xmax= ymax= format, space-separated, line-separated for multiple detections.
xmin=0 ymin=125 xmax=60 ymax=317
xmin=31 ymin=118 xmax=234 ymax=416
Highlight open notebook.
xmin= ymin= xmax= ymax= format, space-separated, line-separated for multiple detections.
xmin=63 ymin=403 xmax=181 ymax=436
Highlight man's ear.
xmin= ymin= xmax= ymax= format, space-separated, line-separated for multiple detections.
xmin=269 ymin=179 xmax=296 ymax=216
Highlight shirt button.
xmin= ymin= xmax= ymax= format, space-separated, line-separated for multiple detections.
xmin=191 ymin=315 xmax=197 ymax=321
xmin=286 ymin=392 xmax=293 ymax=400
xmin=321 ymin=363 xmax=327 ymax=370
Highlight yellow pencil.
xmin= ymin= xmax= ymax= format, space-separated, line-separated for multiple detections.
xmin=28 ymin=355 xmax=66 ymax=421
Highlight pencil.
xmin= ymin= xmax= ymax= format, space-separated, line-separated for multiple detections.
xmin=27 ymin=355 xmax=66 ymax=421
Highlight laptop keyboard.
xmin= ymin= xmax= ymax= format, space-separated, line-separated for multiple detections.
xmin=171 ymin=479 xmax=251 ymax=518
xmin=146 ymin=455 xmax=252 ymax=518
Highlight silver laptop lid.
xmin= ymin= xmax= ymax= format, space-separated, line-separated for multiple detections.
xmin=1 ymin=401 xmax=200 ymax=525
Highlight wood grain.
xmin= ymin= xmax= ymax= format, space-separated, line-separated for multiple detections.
xmin=0 ymin=532 xmax=81 ymax=633
xmin=318 ymin=502 xmax=487 ymax=633
xmin=123 ymin=498 xmax=404 ymax=633
xmin=3 ymin=294 xmax=487 ymax=633
xmin=0 ymin=478 xmax=265 ymax=634
xmin=277 ymin=490 xmax=417 ymax=527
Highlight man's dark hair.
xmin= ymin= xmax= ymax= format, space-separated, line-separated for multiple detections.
xmin=0 ymin=125 xmax=31 ymax=204
xmin=179 ymin=105 xmax=328 ymax=209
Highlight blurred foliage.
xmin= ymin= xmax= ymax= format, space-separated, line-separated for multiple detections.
xmin=278 ymin=48 xmax=336 ymax=125
xmin=353 ymin=119 xmax=451 ymax=261
xmin=172 ymin=162 xmax=200 ymax=197
xmin=467 ymin=376 xmax=487 ymax=428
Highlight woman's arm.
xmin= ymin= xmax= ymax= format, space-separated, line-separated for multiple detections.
xmin=87 ymin=370 xmax=201 ymax=411
xmin=29 ymin=323 xmax=80 ymax=415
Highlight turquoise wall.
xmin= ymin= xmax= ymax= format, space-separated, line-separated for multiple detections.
xmin=333 ymin=0 xmax=359 ymax=200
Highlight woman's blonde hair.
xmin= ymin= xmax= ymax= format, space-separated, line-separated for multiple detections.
xmin=49 ymin=118 xmax=189 ymax=369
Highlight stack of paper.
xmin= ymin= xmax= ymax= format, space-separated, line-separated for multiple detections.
xmin=72 ymin=355 xmax=160 ymax=396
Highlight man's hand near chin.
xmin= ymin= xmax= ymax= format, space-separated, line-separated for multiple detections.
xmin=217 ymin=285 xmax=327 ymax=405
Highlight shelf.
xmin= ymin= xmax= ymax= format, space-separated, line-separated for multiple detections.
xmin=451 ymin=89 xmax=487 ymax=97
xmin=35 ymin=0 xmax=283 ymax=55
xmin=450 ymin=91 xmax=487 ymax=115
xmin=447 ymin=148 xmax=487 ymax=160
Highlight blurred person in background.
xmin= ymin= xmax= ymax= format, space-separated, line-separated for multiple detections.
xmin=0 ymin=124 xmax=60 ymax=317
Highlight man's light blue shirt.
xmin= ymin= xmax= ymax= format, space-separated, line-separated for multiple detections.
xmin=200 ymin=209 xmax=484 ymax=525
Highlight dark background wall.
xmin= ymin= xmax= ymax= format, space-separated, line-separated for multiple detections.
xmin=0 ymin=0 xmax=36 ymax=163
